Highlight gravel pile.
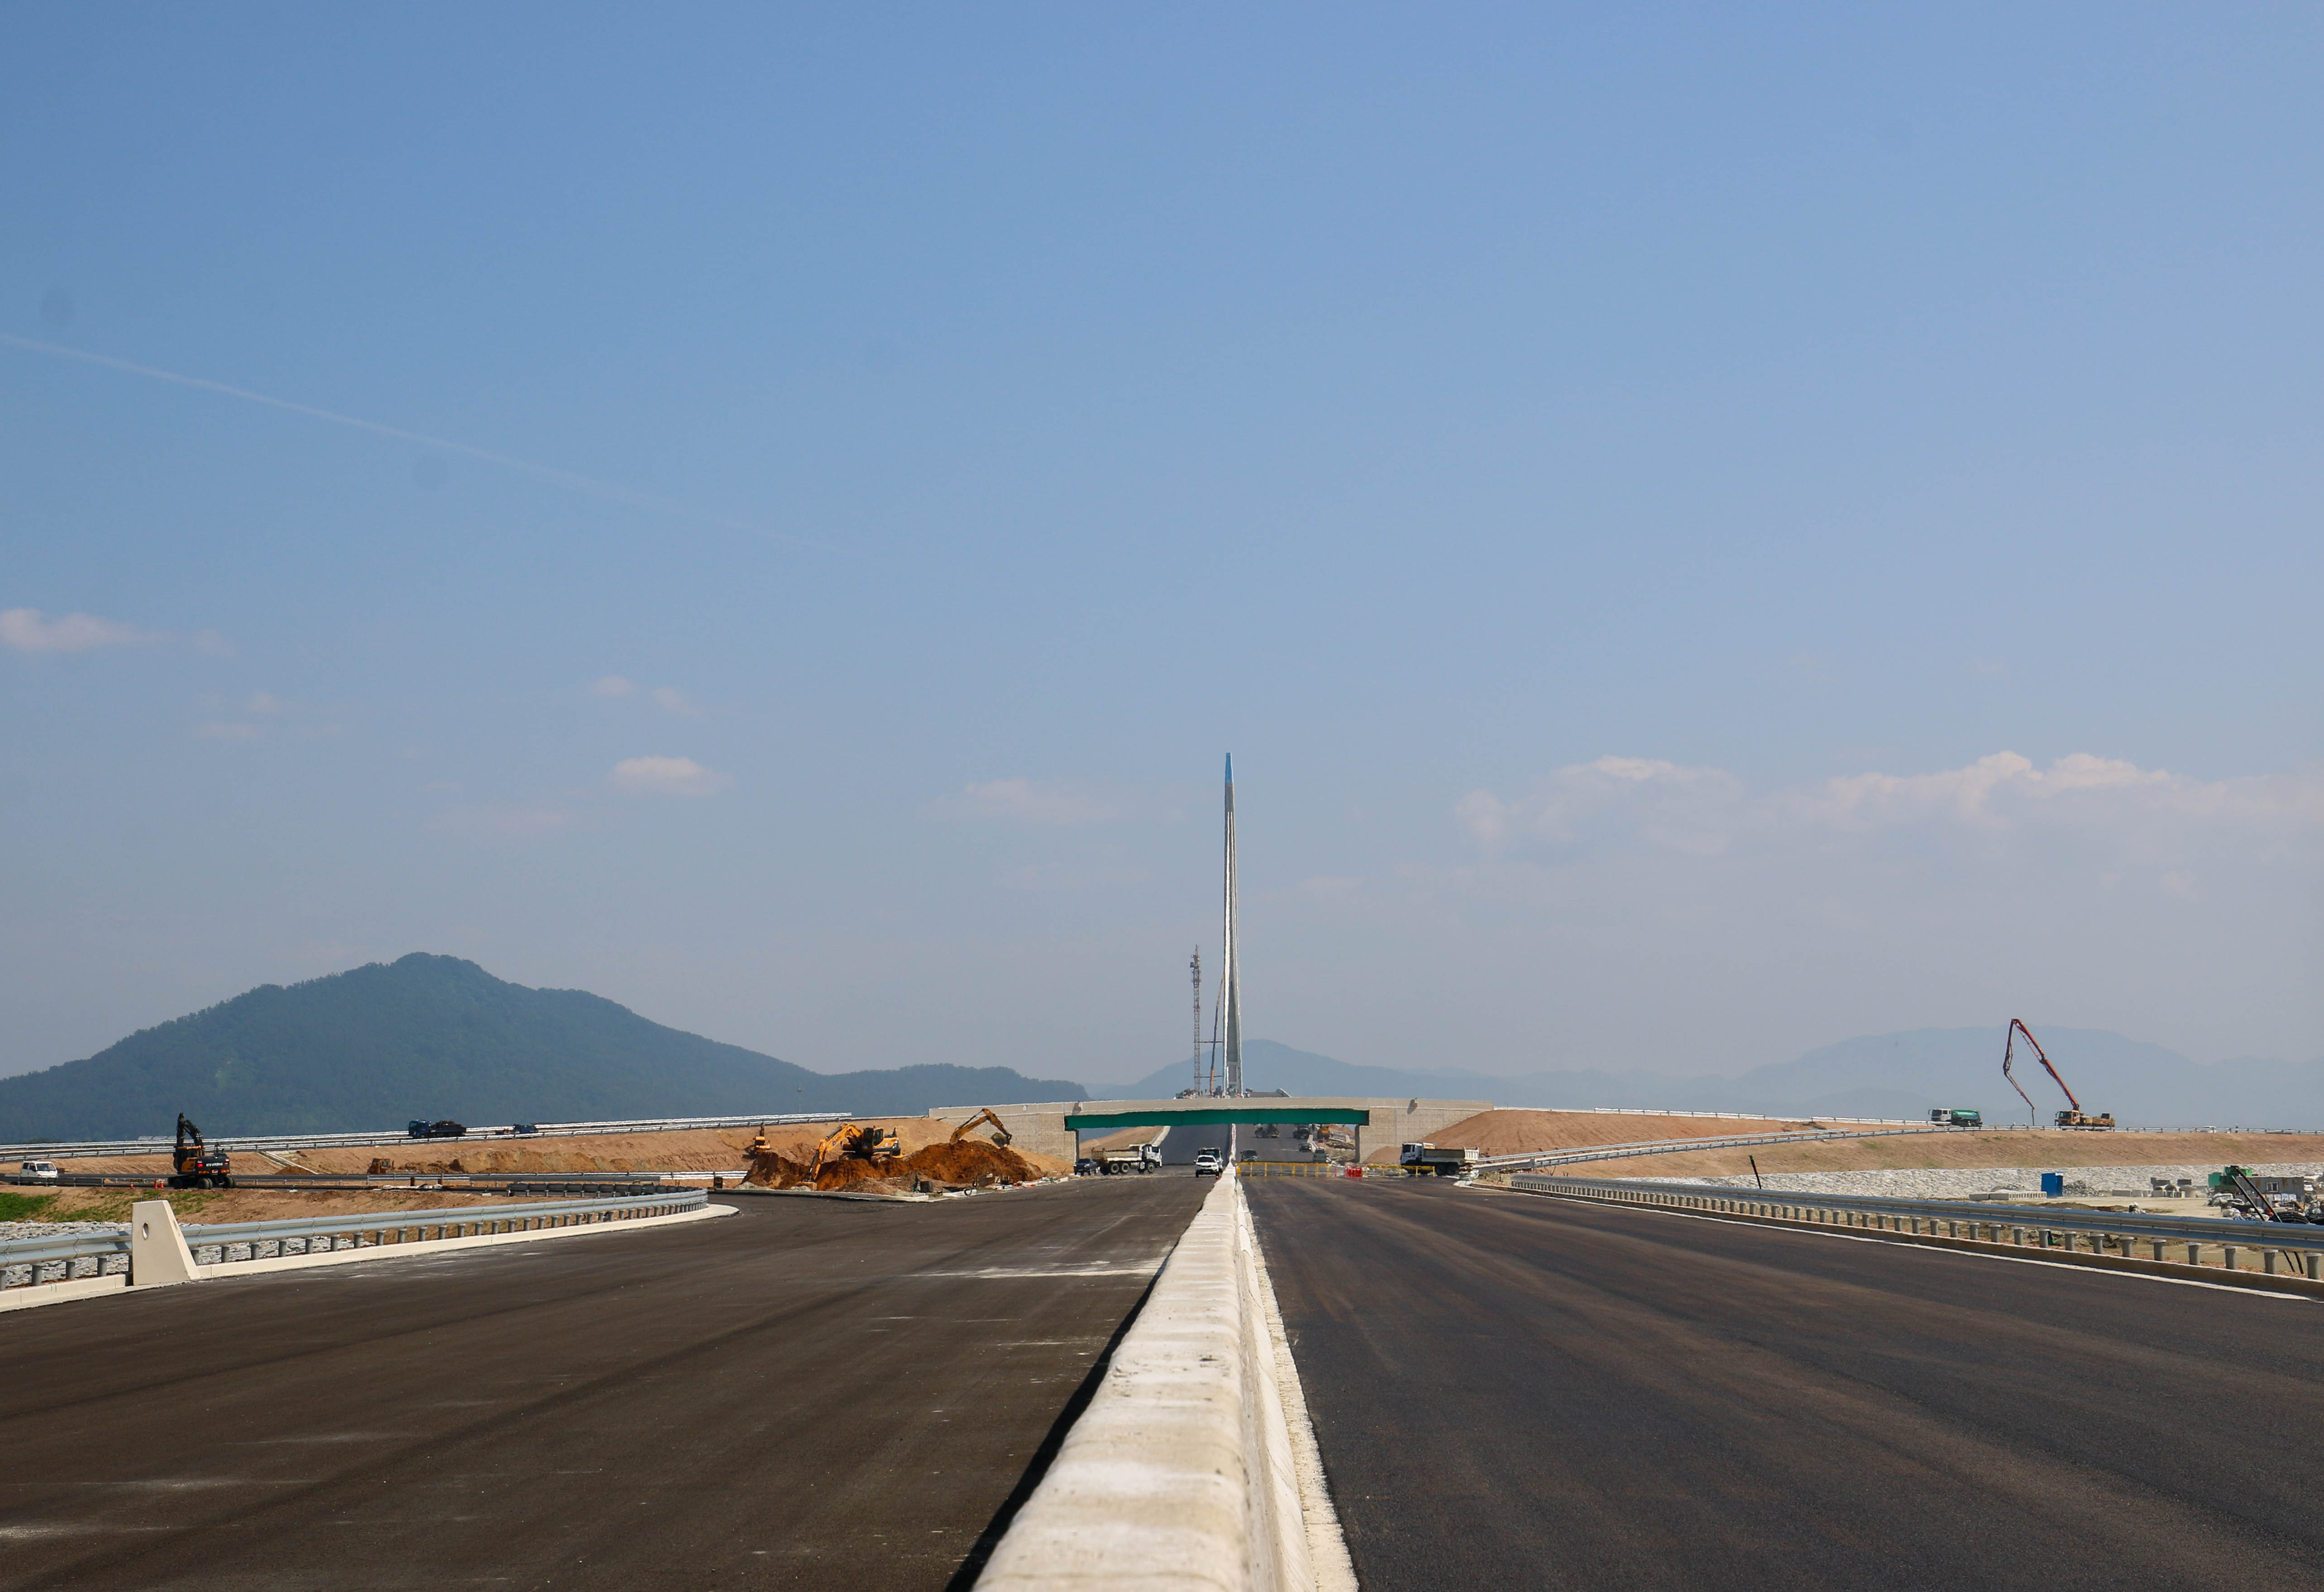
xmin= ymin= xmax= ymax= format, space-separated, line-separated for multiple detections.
xmin=1633 ymin=1163 xmax=2324 ymax=1200
xmin=0 ymin=1220 xmax=129 ymax=1241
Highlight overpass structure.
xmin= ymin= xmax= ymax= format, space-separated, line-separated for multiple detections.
xmin=931 ymin=1096 xmax=1495 ymax=1163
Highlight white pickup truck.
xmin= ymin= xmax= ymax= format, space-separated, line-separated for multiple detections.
xmin=16 ymin=1160 xmax=60 ymax=1181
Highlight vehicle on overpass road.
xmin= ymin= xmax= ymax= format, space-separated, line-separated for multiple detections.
xmin=0 ymin=1178 xmax=1208 ymax=1592
xmin=1247 ymin=1176 xmax=2324 ymax=1591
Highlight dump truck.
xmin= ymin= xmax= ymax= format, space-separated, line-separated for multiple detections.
xmin=1401 ymin=1143 xmax=1482 ymax=1176
xmin=1099 ymin=1143 xmax=1161 ymax=1174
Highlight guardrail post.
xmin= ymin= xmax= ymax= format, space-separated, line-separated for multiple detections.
xmin=2186 ymin=1242 xmax=2200 ymax=1265
xmin=2309 ymin=1254 xmax=2321 ymax=1282
xmin=2224 ymin=1246 xmax=2239 ymax=1271
xmin=2011 ymin=1226 xmax=2024 ymax=1246
xmin=2264 ymin=1252 xmax=2278 ymax=1275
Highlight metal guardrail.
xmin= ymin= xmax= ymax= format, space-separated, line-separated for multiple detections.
xmin=1506 ymin=1174 xmax=2324 ymax=1276
xmin=1475 ymin=1124 xmax=1970 ymax=1172
xmin=0 ymin=1112 xmax=848 ymax=1162
xmin=0 ymin=1189 xmax=707 ymax=1291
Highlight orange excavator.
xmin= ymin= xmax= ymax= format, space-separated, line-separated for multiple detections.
xmin=948 ymin=1109 xmax=1013 ymax=1147
xmin=170 ymin=1113 xmax=234 ymax=1189
xmin=2001 ymin=1019 xmax=2114 ymax=1130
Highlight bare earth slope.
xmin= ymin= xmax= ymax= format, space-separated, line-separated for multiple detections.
xmin=1423 ymin=1110 xmax=2324 ymax=1180
xmin=23 ymin=1119 xmax=1062 ymax=1224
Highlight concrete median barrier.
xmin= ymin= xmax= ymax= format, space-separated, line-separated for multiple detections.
xmin=976 ymin=1173 xmax=1354 ymax=1592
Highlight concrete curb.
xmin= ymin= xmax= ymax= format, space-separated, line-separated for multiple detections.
xmin=976 ymin=1174 xmax=1352 ymax=1592
xmin=188 ymin=1200 xmax=736 ymax=1281
xmin=0 ymin=1203 xmax=736 ymax=1316
xmin=0 ymin=1273 xmax=131 ymax=1314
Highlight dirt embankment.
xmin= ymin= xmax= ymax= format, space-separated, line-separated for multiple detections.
xmin=1410 ymin=1111 xmax=2324 ymax=1181
xmin=1556 ymin=1130 xmax=2324 ymax=1180
xmin=1411 ymin=1110 xmax=1816 ymax=1158
xmin=28 ymin=1119 xmax=940 ymax=1224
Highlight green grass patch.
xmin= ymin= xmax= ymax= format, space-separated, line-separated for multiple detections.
xmin=0 ymin=1191 xmax=58 ymax=1221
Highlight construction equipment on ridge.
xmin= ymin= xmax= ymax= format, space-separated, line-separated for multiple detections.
xmin=170 ymin=1112 xmax=234 ymax=1189
xmin=2000 ymin=1019 xmax=2114 ymax=1130
xmin=948 ymin=1109 xmax=1013 ymax=1148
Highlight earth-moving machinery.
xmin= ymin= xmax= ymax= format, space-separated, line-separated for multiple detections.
xmin=2213 ymin=1165 xmax=2324 ymax=1224
xmin=803 ymin=1122 xmax=902 ymax=1182
xmin=948 ymin=1109 xmax=1013 ymax=1147
xmin=2000 ymin=1020 xmax=2114 ymax=1130
xmin=170 ymin=1112 xmax=234 ymax=1189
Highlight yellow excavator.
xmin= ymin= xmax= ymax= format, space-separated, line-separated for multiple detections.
xmin=949 ymin=1109 xmax=1012 ymax=1147
xmin=802 ymin=1122 xmax=903 ymax=1182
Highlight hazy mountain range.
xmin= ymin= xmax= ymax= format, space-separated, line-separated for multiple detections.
xmin=0 ymin=954 xmax=1085 ymax=1141
xmin=1100 ymin=1033 xmax=2324 ymax=1129
xmin=5 ymin=953 xmax=2314 ymax=1142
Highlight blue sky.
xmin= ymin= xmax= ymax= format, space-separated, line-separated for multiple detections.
xmin=4 ymin=4 xmax=2319 ymax=1087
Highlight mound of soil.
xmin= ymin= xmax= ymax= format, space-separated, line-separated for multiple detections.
xmin=742 ymin=1135 xmax=1043 ymax=1193
xmin=902 ymin=1139 xmax=1037 ymax=1186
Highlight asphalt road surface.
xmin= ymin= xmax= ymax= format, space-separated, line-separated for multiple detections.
xmin=0 ymin=1178 xmax=1208 ymax=1592
xmin=1250 ymin=1177 xmax=2324 ymax=1592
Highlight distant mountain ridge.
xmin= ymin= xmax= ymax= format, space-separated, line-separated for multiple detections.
xmin=1100 ymin=1033 xmax=2324 ymax=1127
xmin=0 ymin=954 xmax=1085 ymax=1141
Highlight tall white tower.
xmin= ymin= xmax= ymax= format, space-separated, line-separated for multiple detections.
xmin=1221 ymin=754 xmax=1243 ymax=1097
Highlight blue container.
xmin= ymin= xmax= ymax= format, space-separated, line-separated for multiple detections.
xmin=2040 ymin=1173 xmax=2064 ymax=1196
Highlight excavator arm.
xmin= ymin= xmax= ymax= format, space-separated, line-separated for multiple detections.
xmin=949 ymin=1109 xmax=1013 ymax=1147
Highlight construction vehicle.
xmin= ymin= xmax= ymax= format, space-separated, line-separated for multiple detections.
xmin=2211 ymin=1166 xmax=2324 ymax=1223
xmin=948 ymin=1109 xmax=1013 ymax=1147
xmin=170 ymin=1113 xmax=234 ymax=1189
xmin=1401 ymin=1142 xmax=1483 ymax=1176
xmin=802 ymin=1122 xmax=902 ymax=1182
xmin=2000 ymin=1020 xmax=2114 ymax=1129
xmin=1099 ymin=1143 xmax=1161 ymax=1174
xmin=1927 ymin=1108 xmax=1983 ymax=1127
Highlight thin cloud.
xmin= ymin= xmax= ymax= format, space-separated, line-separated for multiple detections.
xmin=652 ymin=686 xmax=704 ymax=718
xmin=590 ymin=675 xmax=639 ymax=698
xmin=935 ymin=778 xmax=1123 ymax=825
xmin=608 ymin=755 xmax=732 ymax=796
xmin=1 ymin=607 xmax=155 ymax=654
xmin=0 ymin=331 xmax=823 ymax=549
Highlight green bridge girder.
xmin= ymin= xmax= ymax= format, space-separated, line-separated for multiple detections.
xmin=1066 ymin=1105 xmax=1372 ymax=1131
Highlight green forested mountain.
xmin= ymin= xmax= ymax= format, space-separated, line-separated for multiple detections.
xmin=0 ymin=954 xmax=1085 ymax=1141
